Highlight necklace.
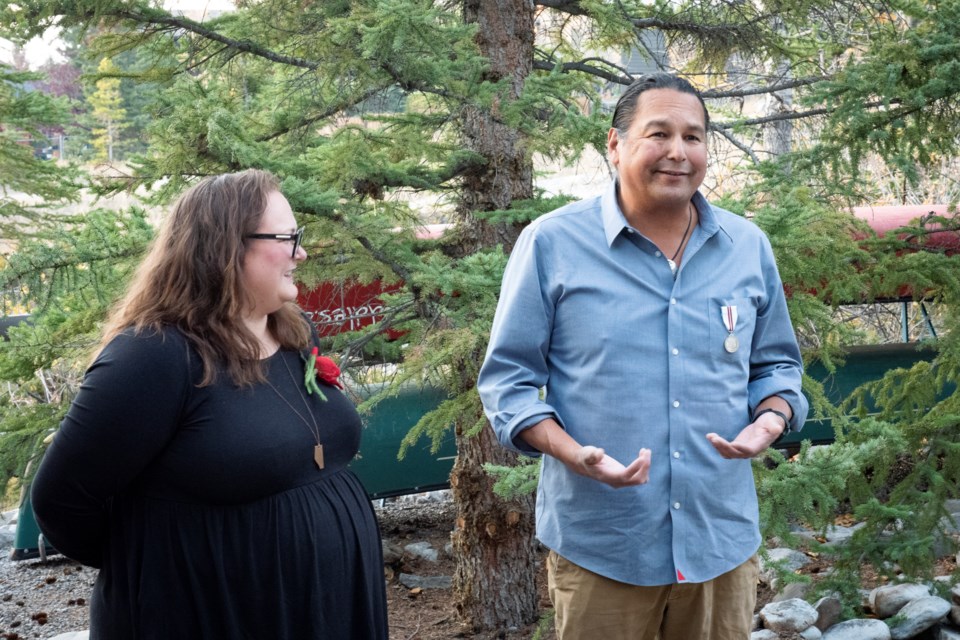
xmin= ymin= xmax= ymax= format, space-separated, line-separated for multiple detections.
xmin=666 ymin=203 xmax=694 ymax=275
xmin=265 ymin=352 xmax=325 ymax=469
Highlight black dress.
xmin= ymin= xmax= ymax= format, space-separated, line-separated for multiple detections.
xmin=31 ymin=328 xmax=389 ymax=639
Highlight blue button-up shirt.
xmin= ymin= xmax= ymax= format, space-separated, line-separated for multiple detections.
xmin=478 ymin=181 xmax=808 ymax=586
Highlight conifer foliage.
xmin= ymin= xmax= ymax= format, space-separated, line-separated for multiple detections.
xmin=2 ymin=0 xmax=960 ymax=631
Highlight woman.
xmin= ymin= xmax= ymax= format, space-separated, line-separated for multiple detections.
xmin=31 ymin=170 xmax=389 ymax=639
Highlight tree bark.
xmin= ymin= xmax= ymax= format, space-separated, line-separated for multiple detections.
xmin=450 ymin=0 xmax=541 ymax=633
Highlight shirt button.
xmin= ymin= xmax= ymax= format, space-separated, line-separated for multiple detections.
xmin=670 ymin=298 xmax=677 ymax=305
xmin=654 ymin=250 xmax=662 ymax=257
xmin=673 ymin=400 xmax=680 ymax=408
xmin=672 ymin=348 xmax=679 ymax=356
xmin=673 ymin=451 xmax=681 ymax=459
xmin=673 ymin=502 xmax=681 ymax=510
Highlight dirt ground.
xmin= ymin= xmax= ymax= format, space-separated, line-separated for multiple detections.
xmin=378 ymin=499 xmax=555 ymax=640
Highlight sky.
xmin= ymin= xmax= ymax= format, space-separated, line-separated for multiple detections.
xmin=1 ymin=0 xmax=236 ymax=69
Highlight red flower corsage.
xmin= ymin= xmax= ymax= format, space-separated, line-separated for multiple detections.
xmin=303 ymin=347 xmax=343 ymax=401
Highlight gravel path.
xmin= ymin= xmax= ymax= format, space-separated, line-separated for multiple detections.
xmin=0 ymin=556 xmax=95 ymax=639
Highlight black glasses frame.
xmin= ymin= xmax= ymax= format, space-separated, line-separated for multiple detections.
xmin=245 ymin=227 xmax=304 ymax=258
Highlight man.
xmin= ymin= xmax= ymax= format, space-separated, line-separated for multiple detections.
xmin=477 ymin=73 xmax=808 ymax=640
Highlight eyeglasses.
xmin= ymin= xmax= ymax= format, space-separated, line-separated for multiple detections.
xmin=245 ymin=227 xmax=304 ymax=258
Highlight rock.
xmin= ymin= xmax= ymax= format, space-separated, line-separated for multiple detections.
xmin=0 ymin=523 xmax=15 ymax=548
xmin=819 ymin=523 xmax=866 ymax=547
xmin=952 ymin=584 xmax=960 ymax=605
xmin=1 ymin=508 xmax=17 ymax=526
xmin=443 ymin=541 xmax=453 ymax=558
xmin=888 ymin=596 xmax=951 ymax=640
xmin=381 ymin=540 xmax=404 ymax=564
xmin=814 ymin=594 xmax=843 ymax=632
xmin=951 ymin=603 xmax=960 ymax=626
xmin=751 ymin=631 xmax=778 ymax=640
xmin=760 ymin=598 xmax=818 ymax=633
xmin=870 ymin=582 xmax=931 ymax=618
xmin=752 ymin=613 xmax=761 ymax=630
xmin=398 ymin=573 xmax=452 ymax=590
xmin=939 ymin=627 xmax=960 ymax=640
xmin=403 ymin=541 xmax=439 ymax=563
xmin=759 ymin=548 xmax=811 ymax=589
xmin=47 ymin=633 xmax=90 ymax=640
xmin=821 ymin=618 xmax=891 ymax=640
xmin=800 ymin=626 xmax=823 ymax=639
xmin=774 ymin=581 xmax=812 ymax=602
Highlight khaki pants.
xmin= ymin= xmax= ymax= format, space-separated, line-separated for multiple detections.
xmin=547 ymin=551 xmax=759 ymax=640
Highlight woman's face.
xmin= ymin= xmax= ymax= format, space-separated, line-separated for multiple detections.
xmin=240 ymin=191 xmax=306 ymax=319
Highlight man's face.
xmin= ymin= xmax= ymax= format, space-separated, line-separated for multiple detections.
xmin=607 ymin=88 xmax=708 ymax=214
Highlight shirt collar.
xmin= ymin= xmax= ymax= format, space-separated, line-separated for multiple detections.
xmin=601 ymin=180 xmax=724 ymax=247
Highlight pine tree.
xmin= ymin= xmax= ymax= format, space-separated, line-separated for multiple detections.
xmin=87 ymin=57 xmax=126 ymax=162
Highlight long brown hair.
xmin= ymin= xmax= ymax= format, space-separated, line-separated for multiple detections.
xmin=99 ymin=169 xmax=310 ymax=386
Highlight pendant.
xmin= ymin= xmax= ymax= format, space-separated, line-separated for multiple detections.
xmin=723 ymin=333 xmax=739 ymax=353
xmin=314 ymin=444 xmax=325 ymax=470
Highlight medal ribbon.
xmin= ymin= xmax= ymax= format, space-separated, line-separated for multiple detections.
xmin=721 ymin=305 xmax=738 ymax=334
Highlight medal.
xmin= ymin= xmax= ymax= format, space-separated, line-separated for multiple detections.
xmin=723 ymin=333 xmax=739 ymax=353
xmin=720 ymin=305 xmax=739 ymax=353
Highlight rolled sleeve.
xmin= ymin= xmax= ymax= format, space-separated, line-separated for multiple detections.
xmin=747 ymin=240 xmax=809 ymax=431
xmin=478 ymin=224 xmax=566 ymax=455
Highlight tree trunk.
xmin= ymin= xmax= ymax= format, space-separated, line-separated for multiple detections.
xmin=450 ymin=417 xmax=538 ymax=632
xmin=457 ymin=0 xmax=535 ymax=254
xmin=450 ymin=0 xmax=541 ymax=633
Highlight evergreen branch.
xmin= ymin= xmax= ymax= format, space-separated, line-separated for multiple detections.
xmin=0 ymin=247 xmax=146 ymax=288
xmin=532 ymin=58 xmax=632 ymax=85
xmin=354 ymin=235 xmax=413 ymax=283
xmin=256 ymin=83 xmax=396 ymax=142
xmin=536 ymin=0 xmax=589 ymax=16
xmin=114 ymin=8 xmax=319 ymax=70
xmin=701 ymin=76 xmax=828 ymax=99
xmin=339 ymin=303 xmax=418 ymax=366
xmin=714 ymin=127 xmax=760 ymax=165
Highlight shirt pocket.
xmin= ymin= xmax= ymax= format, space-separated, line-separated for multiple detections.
xmin=708 ymin=296 xmax=759 ymax=371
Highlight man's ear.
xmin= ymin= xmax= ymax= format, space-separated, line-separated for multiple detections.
xmin=606 ymin=128 xmax=621 ymax=168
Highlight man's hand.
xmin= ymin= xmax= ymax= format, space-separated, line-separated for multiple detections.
xmin=570 ymin=446 xmax=651 ymax=488
xmin=706 ymin=413 xmax=785 ymax=459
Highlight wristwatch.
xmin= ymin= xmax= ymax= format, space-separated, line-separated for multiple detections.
xmin=754 ymin=408 xmax=790 ymax=445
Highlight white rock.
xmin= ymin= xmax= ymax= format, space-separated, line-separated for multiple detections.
xmin=822 ymin=618 xmax=892 ymax=640
xmin=750 ymin=631 xmax=779 ymax=640
xmin=952 ymin=583 xmax=960 ymax=605
xmin=47 ymin=633 xmax=90 ymax=640
xmin=760 ymin=598 xmax=818 ymax=633
xmin=800 ymin=626 xmax=823 ymax=640
xmin=870 ymin=582 xmax=931 ymax=618
xmin=820 ymin=522 xmax=866 ymax=546
xmin=888 ymin=596 xmax=951 ymax=640
xmin=759 ymin=548 xmax=811 ymax=588
xmin=938 ymin=627 xmax=960 ymax=640
xmin=774 ymin=581 xmax=812 ymax=602
xmin=403 ymin=541 xmax=439 ymax=563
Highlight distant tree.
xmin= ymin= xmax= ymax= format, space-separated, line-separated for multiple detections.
xmin=87 ymin=57 xmax=126 ymax=162
xmin=0 ymin=63 xmax=78 ymax=236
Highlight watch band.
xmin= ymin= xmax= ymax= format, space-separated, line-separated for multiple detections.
xmin=754 ymin=408 xmax=790 ymax=445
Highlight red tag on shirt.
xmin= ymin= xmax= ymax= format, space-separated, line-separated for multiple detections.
xmin=677 ymin=569 xmax=686 ymax=582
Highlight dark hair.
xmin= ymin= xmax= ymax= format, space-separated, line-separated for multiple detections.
xmin=611 ymin=73 xmax=710 ymax=134
xmin=99 ymin=169 xmax=309 ymax=387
